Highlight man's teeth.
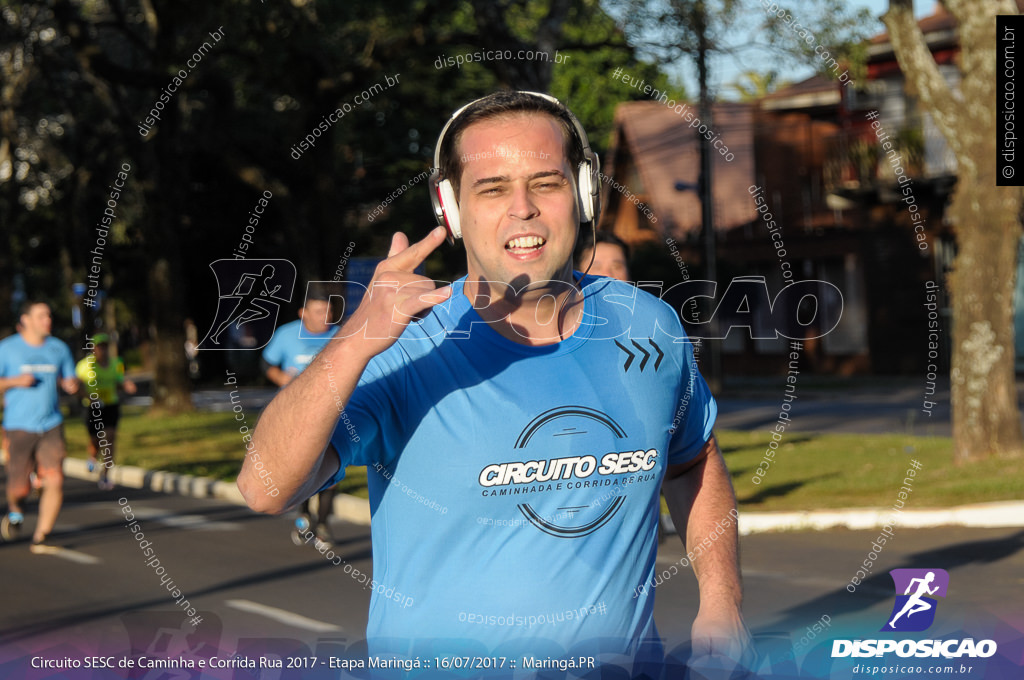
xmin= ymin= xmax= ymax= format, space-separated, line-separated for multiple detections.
xmin=506 ymin=236 xmax=546 ymax=249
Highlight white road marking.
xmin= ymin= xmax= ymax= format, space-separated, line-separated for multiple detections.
xmin=225 ymin=599 xmax=342 ymax=633
xmin=120 ymin=507 xmax=241 ymax=531
xmin=67 ymin=502 xmax=241 ymax=531
xmin=33 ymin=546 xmax=101 ymax=564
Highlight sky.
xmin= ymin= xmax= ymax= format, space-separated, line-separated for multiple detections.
xmin=665 ymin=0 xmax=940 ymax=99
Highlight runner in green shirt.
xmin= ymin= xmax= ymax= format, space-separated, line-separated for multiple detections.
xmin=75 ymin=333 xmax=136 ymax=490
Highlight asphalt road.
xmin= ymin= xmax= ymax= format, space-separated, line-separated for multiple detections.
xmin=713 ymin=378 xmax=952 ymax=438
xmin=1 ymin=472 xmax=1020 ymax=678
xmin=3 ymin=378 xmax=1019 ymax=678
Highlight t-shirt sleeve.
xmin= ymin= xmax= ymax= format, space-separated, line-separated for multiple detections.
xmin=316 ymin=350 xmax=405 ymax=492
xmin=60 ymin=343 xmax=75 ymax=379
xmin=666 ymin=335 xmax=717 ymax=466
xmin=261 ymin=328 xmax=285 ymax=367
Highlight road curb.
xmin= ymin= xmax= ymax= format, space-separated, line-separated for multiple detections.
xmin=730 ymin=501 xmax=1024 ymax=534
xmin=64 ymin=459 xmax=1024 ymax=533
xmin=64 ymin=457 xmax=372 ymax=524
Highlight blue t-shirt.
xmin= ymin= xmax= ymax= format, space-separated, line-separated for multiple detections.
xmin=323 ymin=275 xmax=716 ymax=672
xmin=262 ymin=319 xmax=338 ymax=376
xmin=0 ymin=334 xmax=75 ymax=433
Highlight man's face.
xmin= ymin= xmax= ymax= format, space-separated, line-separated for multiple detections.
xmin=455 ymin=113 xmax=579 ymax=293
xmin=21 ymin=303 xmax=52 ymax=337
xmin=300 ymin=300 xmax=331 ymax=334
xmin=582 ymin=242 xmax=630 ymax=282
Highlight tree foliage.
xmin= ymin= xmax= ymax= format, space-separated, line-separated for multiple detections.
xmin=0 ymin=0 xmax=658 ymax=409
xmin=606 ymin=0 xmax=874 ymax=95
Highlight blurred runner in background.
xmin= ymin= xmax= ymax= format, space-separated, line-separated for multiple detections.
xmin=76 ymin=333 xmax=136 ymax=490
xmin=261 ymin=285 xmax=339 ymax=546
xmin=0 ymin=301 xmax=78 ymax=553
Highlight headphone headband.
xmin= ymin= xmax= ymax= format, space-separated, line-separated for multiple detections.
xmin=429 ymin=91 xmax=600 ymax=243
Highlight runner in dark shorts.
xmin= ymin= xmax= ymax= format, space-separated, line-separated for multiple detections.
xmin=84 ymin=403 xmax=121 ymax=431
xmin=0 ymin=300 xmax=78 ymax=552
xmin=75 ymin=333 xmax=136 ymax=490
xmin=5 ymin=426 xmax=66 ymax=507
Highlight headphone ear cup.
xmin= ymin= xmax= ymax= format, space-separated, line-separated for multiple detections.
xmin=577 ymin=161 xmax=595 ymax=223
xmin=437 ymin=179 xmax=462 ymax=240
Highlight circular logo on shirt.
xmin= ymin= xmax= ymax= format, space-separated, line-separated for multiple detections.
xmin=477 ymin=406 xmax=659 ymax=538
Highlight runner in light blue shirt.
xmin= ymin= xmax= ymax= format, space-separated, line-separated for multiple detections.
xmin=0 ymin=301 xmax=78 ymax=551
xmin=261 ymin=287 xmax=339 ymax=545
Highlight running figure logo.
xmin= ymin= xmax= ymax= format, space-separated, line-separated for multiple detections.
xmin=882 ymin=568 xmax=950 ymax=632
xmin=198 ymin=259 xmax=296 ymax=351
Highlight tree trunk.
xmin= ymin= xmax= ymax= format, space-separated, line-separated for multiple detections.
xmin=148 ymin=257 xmax=192 ymax=413
xmin=145 ymin=138 xmax=193 ymax=413
xmin=143 ymin=6 xmax=192 ymax=415
xmin=947 ymin=182 xmax=1024 ymax=462
xmin=885 ymin=0 xmax=1024 ymax=462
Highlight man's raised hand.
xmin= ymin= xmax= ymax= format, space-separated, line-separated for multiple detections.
xmin=341 ymin=226 xmax=451 ymax=355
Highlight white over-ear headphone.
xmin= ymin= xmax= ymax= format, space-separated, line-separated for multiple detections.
xmin=429 ymin=91 xmax=600 ymax=243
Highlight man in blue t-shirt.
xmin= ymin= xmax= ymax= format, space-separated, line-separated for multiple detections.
xmin=239 ymin=92 xmax=753 ymax=676
xmin=0 ymin=301 xmax=78 ymax=552
xmin=261 ymin=286 xmax=339 ymax=544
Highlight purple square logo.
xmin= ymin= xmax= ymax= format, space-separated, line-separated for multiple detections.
xmin=881 ymin=568 xmax=950 ymax=632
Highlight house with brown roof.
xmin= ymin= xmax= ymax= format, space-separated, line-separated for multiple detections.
xmin=600 ymin=94 xmax=873 ymax=375
xmin=598 ymin=2 xmax=974 ymax=376
xmin=599 ymin=100 xmax=756 ymax=246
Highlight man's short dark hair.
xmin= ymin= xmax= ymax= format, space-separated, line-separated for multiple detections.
xmin=438 ymin=91 xmax=586 ymax=195
xmin=304 ymin=283 xmax=332 ymax=305
xmin=19 ymin=299 xmax=49 ymax=317
xmin=576 ymin=230 xmax=630 ymax=266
